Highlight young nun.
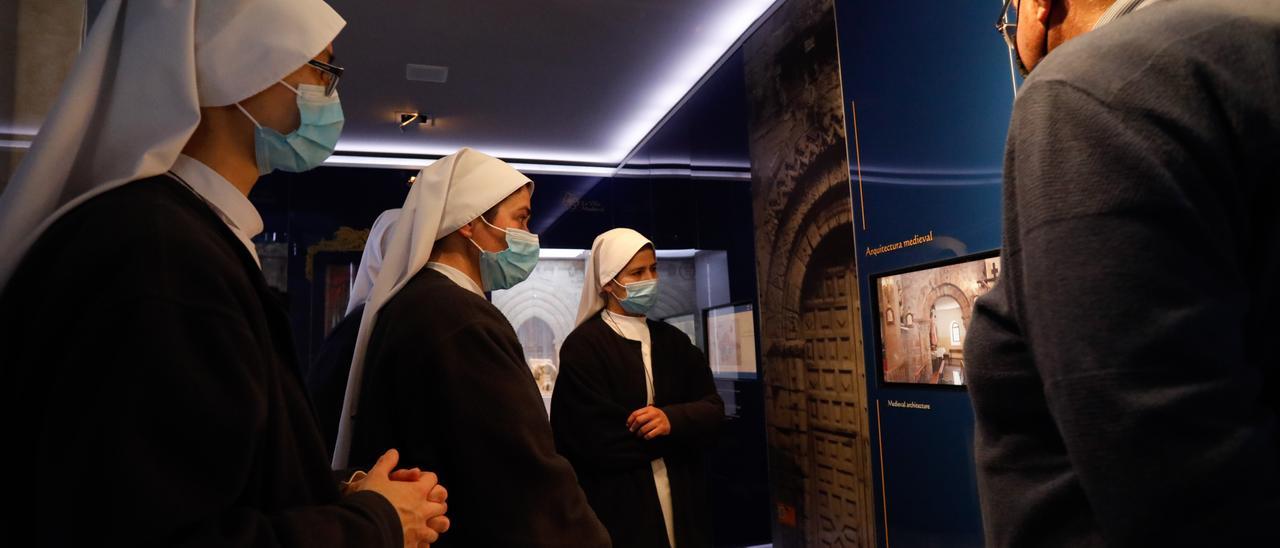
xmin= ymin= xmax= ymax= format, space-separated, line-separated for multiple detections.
xmin=0 ymin=1 xmax=447 ymax=545
xmin=309 ymin=207 xmax=401 ymax=455
xmin=552 ymin=228 xmax=725 ymax=548
xmin=335 ymin=147 xmax=610 ymax=548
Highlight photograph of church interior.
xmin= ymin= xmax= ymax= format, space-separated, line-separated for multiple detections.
xmin=877 ymin=256 xmax=1000 ymax=386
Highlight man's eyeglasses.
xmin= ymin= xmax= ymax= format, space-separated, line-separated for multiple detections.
xmin=308 ymin=58 xmax=344 ymax=97
xmin=996 ymin=0 xmax=1031 ymax=78
xmin=995 ymin=0 xmax=1018 ymax=50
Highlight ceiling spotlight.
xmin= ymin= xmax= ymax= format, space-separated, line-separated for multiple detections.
xmin=398 ymin=112 xmax=434 ymax=131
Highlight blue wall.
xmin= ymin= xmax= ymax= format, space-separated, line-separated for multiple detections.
xmin=833 ymin=0 xmax=1015 ymax=545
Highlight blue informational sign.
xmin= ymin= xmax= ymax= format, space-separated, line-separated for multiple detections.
xmin=831 ymin=0 xmax=1018 ymax=545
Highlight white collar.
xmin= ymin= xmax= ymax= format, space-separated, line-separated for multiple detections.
xmin=603 ymin=309 xmax=649 ymax=342
xmin=169 ymin=154 xmax=264 ymax=265
xmin=426 ymin=261 xmax=484 ymax=297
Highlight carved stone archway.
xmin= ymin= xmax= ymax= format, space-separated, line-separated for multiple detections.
xmin=757 ymin=153 xmax=875 ymax=547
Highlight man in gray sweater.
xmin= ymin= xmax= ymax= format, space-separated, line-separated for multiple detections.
xmin=966 ymin=0 xmax=1280 ymax=545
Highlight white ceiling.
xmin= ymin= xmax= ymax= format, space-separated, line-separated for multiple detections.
xmin=324 ymin=0 xmax=779 ymax=170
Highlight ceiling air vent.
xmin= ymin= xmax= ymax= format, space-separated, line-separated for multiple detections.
xmin=406 ymin=64 xmax=449 ymax=83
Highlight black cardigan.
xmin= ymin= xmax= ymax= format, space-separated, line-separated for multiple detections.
xmin=308 ymin=302 xmax=366 ymax=458
xmin=551 ymin=313 xmax=725 ymax=548
xmin=349 ymin=267 xmax=610 ymax=548
xmin=0 ymin=176 xmax=401 ymax=546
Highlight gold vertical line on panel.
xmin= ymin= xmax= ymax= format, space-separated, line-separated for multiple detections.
xmin=876 ymin=398 xmax=890 ymax=548
xmin=850 ymin=100 xmax=868 ymax=231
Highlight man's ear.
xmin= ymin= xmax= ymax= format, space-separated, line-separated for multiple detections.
xmin=1031 ymin=0 xmax=1054 ymax=25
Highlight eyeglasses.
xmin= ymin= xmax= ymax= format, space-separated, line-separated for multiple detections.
xmin=995 ymin=0 xmax=1018 ymax=51
xmin=307 ymin=58 xmax=344 ymax=96
xmin=995 ymin=0 xmax=1032 ymax=77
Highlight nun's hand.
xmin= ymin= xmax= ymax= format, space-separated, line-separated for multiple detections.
xmin=351 ymin=449 xmax=449 ymax=547
xmin=627 ymin=405 xmax=672 ymax=440
xmin=389 ymin=467 xmax=424 ymax=482
xmin=356 ymin=466 xmax=451 ymax=537
xmin=424 ymin=482 xmax=450 ymax=535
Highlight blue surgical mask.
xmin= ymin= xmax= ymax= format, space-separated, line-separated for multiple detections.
xmin=235 ymin=82 xmax=344 ymax=176
xmin=469 ymin=217 xmax=539 ymax=291
xmin=610 ymin=278 xmax=658 ymax=315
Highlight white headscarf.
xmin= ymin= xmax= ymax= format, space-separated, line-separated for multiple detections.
xmin=0 ymin=0 xmax=345 ymax=291
xmin=345 ymin=208 xmax=402 ymax=315
xmin=575 ymin=228 xmax=653 ymax=327
xmin=332 ymin=147 xmax=533 ymax=468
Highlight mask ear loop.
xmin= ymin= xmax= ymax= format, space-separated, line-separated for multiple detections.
xmin=466 ymin=216 xmax=502 ymax=255
xmin=480 ymin=215 xmax=512 ymax=235
xmin=234 ymin=81 xmax=300 ymax=129
xmin=234 ymin=103 xmax=263 ymax=129
xmin=471 ymin=215 xmax=517 ymax=254
xmin=605 ymin=277 xmax=627 ymax=301
xmin=601 ymin=277 xmax=626 ymax=329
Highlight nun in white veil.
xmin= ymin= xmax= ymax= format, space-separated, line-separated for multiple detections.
xmin=0 ymin=1 xmax=445 ymax=545
xmin=552 ymin=228 xmax=725 ymax=548
xmin=347 ymin=208 xmax=403 ymax=315
xmin=332 ymin=147 xmax=611 ymax=548
xmin=307 ymin=207 xmax=400 ymax=455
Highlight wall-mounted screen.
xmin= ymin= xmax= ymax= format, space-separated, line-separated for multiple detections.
xmin=704 ymin=302 xmax=758 ymax=379
xmin=872 ymin=252 xmax=1001 ymax=388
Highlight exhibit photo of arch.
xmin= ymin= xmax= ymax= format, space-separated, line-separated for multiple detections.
xmin=874 ymin=255 xmax=1000 ymax=387
xmin=745 ymin=0 xmax=877 ymax=544
xmin=489 ymin=250 xmax=705 ymax=413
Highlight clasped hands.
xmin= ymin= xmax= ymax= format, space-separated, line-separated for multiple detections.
xmin=627 ymin=405 xmax=671 ymax=440
xmin=345 ymin=448 xmax=450 ymax=548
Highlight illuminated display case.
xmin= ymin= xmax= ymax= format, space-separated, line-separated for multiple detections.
xmin=704 ymin=302 xmax=758 ymax=380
